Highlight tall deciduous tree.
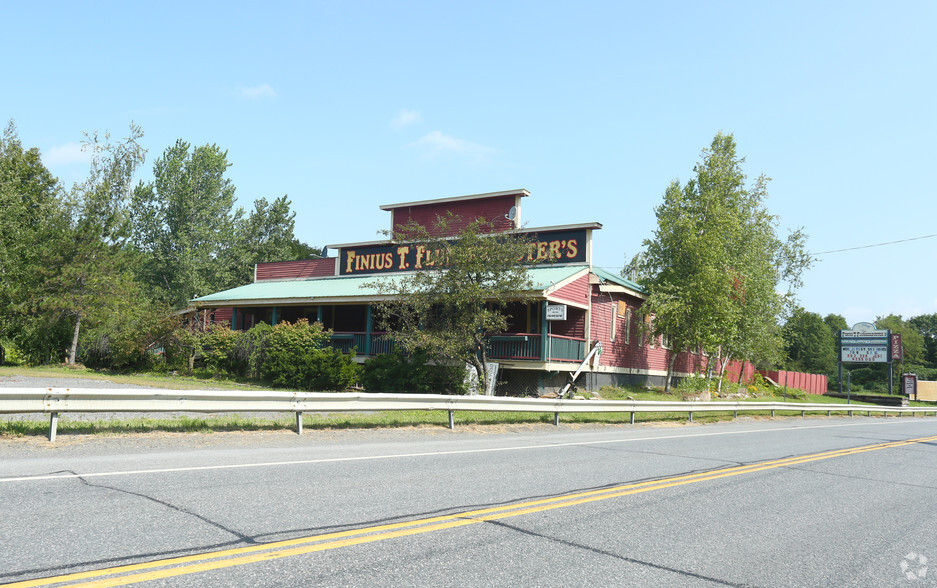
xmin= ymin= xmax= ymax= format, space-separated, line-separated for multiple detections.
xmin=909 ymin=313 xmax=937 ymax=368
xmin=368 ymin=215 xmax=534 ymax=395
xmin=131 ymin=142 xmax=312 ymax=308
xmin=40 ymin=124 xmax=147 ymax=364
xmin=876 ymin=315 xmax=924 ymax=366
xmin=228 ymin=195 xmax=316 ymax=284
xmin=0 ymin=121 xmax=66 ymax=362
xmin=783 ymin=307 xmax=837 ymax=375
xmin=637 ymin=133 xmax=811 ymax=392
xmin=131 ymin=140 xmax=242 ymax=308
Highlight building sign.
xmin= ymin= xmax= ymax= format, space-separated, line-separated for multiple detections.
xmin=891 ymin=334 xmax=903 ymax=361
xmin=339 ymin=228 xmax=588 ymax=276
xmin=840 ymin=323 xmax=890 ymax=364
xmin=545 ymin=304 xmax=567 ymax=321
xmin=903 ymin=373 xmax=917 ymax=397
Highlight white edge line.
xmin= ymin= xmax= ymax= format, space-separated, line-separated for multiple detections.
xmin=0 ymin=419 xmax=929 ymax=484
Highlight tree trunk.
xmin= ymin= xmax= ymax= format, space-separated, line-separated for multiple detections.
xmin=469 ymin=357 xmax=485 ymax=395
xmin=67 ymin=313 xmax=82 ymax=365
xmin=737 ymin=359 xmax=747 ymax=392
xmin=717 ymin=351 xmax=732 ymax=394
xmin=664 ymin=352 xmax=678 ymax=394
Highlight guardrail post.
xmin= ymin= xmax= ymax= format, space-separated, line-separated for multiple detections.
xmin=771 ymin=410 xmax=775 ymax=417
xmin=554 ymin=412 xmax=559 ymax=426
xmin=688 ymin=412 xmax=693 ymax=422
xmin=448 ymin=410 xmax=455 ymax=430
xmin=296 ymin=412 xmax=303 ymax=435
xmin=733 ymin=410 xmax=738 ymax=418
xmin=48 ymin=412 xmax=58 ymax=442
xmin=630 ymin=412 xmax=635 ymax=425
xmin=827 ymin=410 xmax=831 ymax=416
xmin=801 ymin=411 xmax=805 ymax=417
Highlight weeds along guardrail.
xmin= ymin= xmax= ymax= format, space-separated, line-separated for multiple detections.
xmin=1 ymin=388 xmax=935 ymax=442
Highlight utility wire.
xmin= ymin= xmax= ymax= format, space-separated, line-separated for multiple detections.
xmin=810 ymin=233 xmax=937 ymax=256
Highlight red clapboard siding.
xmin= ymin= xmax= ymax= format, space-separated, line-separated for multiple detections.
xmin=255 ymin=258 xmax=337 ymax=281
xmin=391 ymin=195 xmax=516 ymax=236
xmin=590 ymin=290 xmax=718 ymax=375
xmin=550 ymin=274 xmax=591 ymax=307
xmin=211 ymin=307 xmax=232 ymax=326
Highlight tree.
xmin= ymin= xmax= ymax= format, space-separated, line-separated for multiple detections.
xmin=876 ymin=315 xmax=924 ymax=366
xmin=130 ymin=140 xmax=242 ymax=308
xmin=637 ymin=133 xmax=811 ymax=392
xmin=368 ymin=215 xmax=534 ymax=395
xmin=824 ymin=313 xmax=849 ymax=334
xmin=0 ymin=121 xmax=65 ymax=361
xmin=39 ymin=124 xmax=147 ymax=364
xmin=783 ymin=307 xmax=837 ymax=375
xmin=228 ymin=195 xmax=316 ymax=284
xmin=131 ymin=142 xmax=311 ymax=308
xmin=909 ymin=314 xmax=937 ymax=368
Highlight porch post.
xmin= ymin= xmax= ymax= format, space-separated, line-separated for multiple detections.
xmin=540 ymin=301 xmax=548 ymax=361
xmin=365 ymin=304 xmax=373 ymax=356
xmin=231 ymin=307 xmax=238 ymax=331
xmin=271 ymin=307 xmax=278 ymax=326
xmin=317 ymin=305 xmax=323 ymax=323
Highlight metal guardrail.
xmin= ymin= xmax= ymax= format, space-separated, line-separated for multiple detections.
xmin=1 ymin=388 xmax=935 ymax=442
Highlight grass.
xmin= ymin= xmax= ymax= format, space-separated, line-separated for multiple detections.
xmin=1 ymin=366 xmax=932 ymax=439
xmin=0 ymin=364 xmax=275 ymax=391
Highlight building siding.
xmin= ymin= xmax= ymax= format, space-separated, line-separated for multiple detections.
xmin=255 ymin=258 xmax=337 ymax=281
xmin=391 ymin=195 xmax=517 ymax=236
xmin=550 ymin=274 xmax=591 ymax=307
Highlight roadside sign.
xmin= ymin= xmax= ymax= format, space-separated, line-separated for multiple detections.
xmin=840 ymin=325 xmax=890 ymax=364
xmin=891 ymin=334 xmax=903 ymax=361
xmin=903 ymin=373 xmax=917 ymax=397
xmin=546 ymin=304 xmax=567 ymax=321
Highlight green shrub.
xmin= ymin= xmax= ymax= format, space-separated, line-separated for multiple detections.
xmin=260 ymin=320 xmax=359 ymax=391
xmin=361 ymin=349 xmax=467 ymax=395
xmin=231 ymin=322 xmax=272 ymax=379
xmin=196 ymin=325 xmax=240 ymax=375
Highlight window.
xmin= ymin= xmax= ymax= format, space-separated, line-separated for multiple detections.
xmin=624 ymin=308 xmax=632 ymax=343
xmin=609 ymin=307 xmax=617 ymax=342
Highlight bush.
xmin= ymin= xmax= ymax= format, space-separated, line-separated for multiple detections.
xmin=360 ymin=349 xmax=467 ymax=395
xmin=196 ymin=325 xmax=240 ymax=375
xmin=260 ymin=320 xmax=359 ymax=391
xmin=230 ymin=322 xmax=272 ymax=379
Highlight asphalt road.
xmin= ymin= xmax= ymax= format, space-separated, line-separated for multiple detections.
xmin=2 ymin=413 xmax=937 ymax=587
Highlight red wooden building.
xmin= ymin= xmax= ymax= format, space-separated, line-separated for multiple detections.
xmin=192 ymin=189 xmax=720 ymax=395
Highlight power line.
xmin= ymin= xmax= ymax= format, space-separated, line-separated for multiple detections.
xmin=810 ymin=234 xmax=937 ymax=256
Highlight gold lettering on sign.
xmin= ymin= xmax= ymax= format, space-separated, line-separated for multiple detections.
xmin=397 ymin=246 xmax=410 ymax=270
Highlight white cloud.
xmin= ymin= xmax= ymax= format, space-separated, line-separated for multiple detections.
xmin=240 ymin=84 xmax=277 ymax=99
xmin=43 ymin=142 xmax=92 ymax=167
xmin=391 ymin=109 xmax=422 ymax=129
xmin=412 ymin=131 xmax=494 ymax=160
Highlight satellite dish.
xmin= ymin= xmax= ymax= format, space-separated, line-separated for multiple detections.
xmin=505 ymin=206 xmax=517 ymax=222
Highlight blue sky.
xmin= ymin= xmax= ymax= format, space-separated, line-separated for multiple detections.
xmin=4 ymin=1 xmax=935 ymax=327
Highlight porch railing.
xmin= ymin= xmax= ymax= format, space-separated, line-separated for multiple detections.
xmin=487 ymin=334 xmax=542 ymax=360
xmin=330 ymin=332 xmax=586 ymax=362
xmin=546 ymin=334 xmax=586 ymax=362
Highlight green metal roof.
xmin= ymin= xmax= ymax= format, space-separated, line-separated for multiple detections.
xmin=591 ymin=266 xmax=646 ymax=294
xmin=192 ymin=265 xmax=591 ymax=307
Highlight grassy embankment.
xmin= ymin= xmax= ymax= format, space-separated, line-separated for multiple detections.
xmin=0 ymin=365 xmax=929 ymax=438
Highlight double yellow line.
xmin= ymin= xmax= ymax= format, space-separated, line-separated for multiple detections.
xmin=7 ymin=435 xmax=937 ymax=587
